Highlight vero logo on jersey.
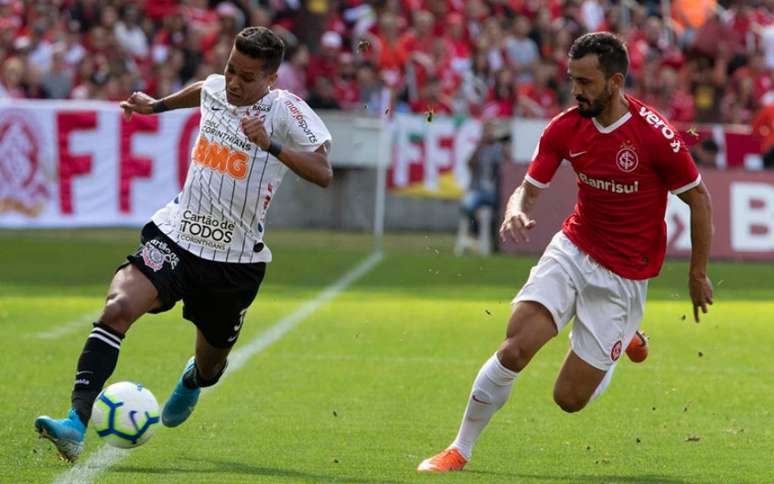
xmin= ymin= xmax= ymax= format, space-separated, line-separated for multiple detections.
xmin=638 ymin=106 xmax=681 ymax=153
xmin=192 ymin=136 xmax=249 ymax=180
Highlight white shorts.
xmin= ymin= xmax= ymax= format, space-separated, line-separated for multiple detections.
xmin=513 ymin=231 xmax=648 ymax=370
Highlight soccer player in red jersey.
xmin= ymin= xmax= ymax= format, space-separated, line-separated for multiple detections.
xmin=418 ymin=32 xmax=713 ymax=472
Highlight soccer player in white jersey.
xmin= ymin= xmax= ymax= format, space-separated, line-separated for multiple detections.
xmin=34 ymin=27 xmax=333 ymax=462
xmin=418 ymin=32 xmax=714 ymax=472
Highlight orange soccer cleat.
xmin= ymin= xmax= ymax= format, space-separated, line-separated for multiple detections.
xmin=626 ymin=330 xmax=648 ymax=363
xmin=417 ymin=448 xmax=468 ymax=472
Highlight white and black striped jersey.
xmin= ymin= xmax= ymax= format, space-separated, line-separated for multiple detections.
xmin=151 ymin=74 xmax=332 ymax=263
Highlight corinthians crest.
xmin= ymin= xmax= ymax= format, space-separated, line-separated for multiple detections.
xmin=616 ymin=140 xmax=639 ymax=173
xmin=0 ymin=111 xmax=51 ymax=216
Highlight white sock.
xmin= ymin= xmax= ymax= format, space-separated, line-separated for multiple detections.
xmin=450 ymin=353 xmax=518 ymax=460
xmin=589 ymin=364 xmax=616 ymax=403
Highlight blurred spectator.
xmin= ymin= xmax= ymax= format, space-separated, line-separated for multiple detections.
xmin=307 ymin=76 xmax=341 ymax=110
xmin=516 ymin=62 xmax=560 ymax=118
xmin=752 ymin=101 xmax=774 ymax=169
xmin=690 ymin=138 xmax=720 ymax=168
xmin=455 ymin=119 xmax=508 ymax=255
xmin=114 ymin=4 xmax=148 ymax=59
xmin=275 ymin=44 xmax=309 ymax=98
xmin=41 ymin=46 xmax=73 ymax=99
xmin=0 ymin=56 xmax=25 ymax=98
xmin=307 ymin=30 xmax=342 ymax=91
xmin=481 ymin=68 xmax=516 ymax=118
xmin=459 ymin=46 xmax=491 ymax=113
xmin=26 ymin=21 xmax=54 ymax=74
xmin=333 ymin=52 xmax=361 ymax=110
xmin=357 ymin=62 xmax=387 ymax=115
xmin=409 ymin=76 xmax=453 ymax=115
xmin=506 ymin=16 xmax=540 ymax=84
xmin=461 ymin=119 xmax=505 ymax=221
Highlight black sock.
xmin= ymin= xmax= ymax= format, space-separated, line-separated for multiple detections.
xmin=71 ymin=322 xmax=124 ymax=425
xmin=182 ymin=359 xmax=227 ymax=389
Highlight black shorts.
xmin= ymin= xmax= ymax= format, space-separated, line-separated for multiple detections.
xmin=121 ymin=222 xmax=266 ymax=348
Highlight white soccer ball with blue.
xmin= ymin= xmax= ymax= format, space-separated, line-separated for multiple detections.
xmin=91 ymin=381 xmax=160 ymax=449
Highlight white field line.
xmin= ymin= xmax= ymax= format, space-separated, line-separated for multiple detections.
xmin=53 ymin=251 xmax=383 ymax=484
xmin=35 ymin=311 xmax=102 ymax=339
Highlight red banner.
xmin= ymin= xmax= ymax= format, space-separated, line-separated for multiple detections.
xmin=500 ymin=165 xmax=774 ymax=261
xmin=0 ymin=100 xmax=199 ymax=227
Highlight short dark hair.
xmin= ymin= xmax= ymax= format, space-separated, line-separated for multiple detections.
xmin=569 ymin=32 xmax=629 ymax=78
xmin=234 ymin=26 xmax=285 ymax=73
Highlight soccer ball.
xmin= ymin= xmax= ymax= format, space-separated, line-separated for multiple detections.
xmin=91 ymin=381 xmax=160 ymax=449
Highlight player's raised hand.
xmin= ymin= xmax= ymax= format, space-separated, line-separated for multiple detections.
xmin=241 ymin=116 xmax=271 ymax=150
xmin=689 ymin=273 xmax=713 ymax=322
xmin=120 ymin=91 xmax=156 ymax=120
xmin=499 ymin=212 xmax=536 ymax=244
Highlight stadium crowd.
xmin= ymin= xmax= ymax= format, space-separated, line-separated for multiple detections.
xmin=1 ymin=0 xmax=772 ymax=126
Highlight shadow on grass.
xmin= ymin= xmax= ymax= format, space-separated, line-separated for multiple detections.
xmin=466 ymin=469 xmax=688 ymax=483
xmin=110 ymin=457 xmax=403 ymax=483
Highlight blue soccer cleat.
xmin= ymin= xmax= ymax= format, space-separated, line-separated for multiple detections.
xmin=161 ymin=357 xmax=200 ymax=428
xmin=34 ymin=408 xmax=86 ymax=462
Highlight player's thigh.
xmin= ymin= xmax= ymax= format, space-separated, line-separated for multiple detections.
xmin=553 ymin=348 xmax=607 ymax=412
xmin=101 ymin=264 xmax=162 ymax=332
xmin=502 ymin=241 xmax=578 ymax=370
xmin=498 ymin=301 xmax=558 ymax=370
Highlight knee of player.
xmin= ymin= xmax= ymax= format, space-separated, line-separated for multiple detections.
xmin=100 ymin=295 xmax=134 ymax=333
xmin=553 ymin=390 xmax=587 ymax=413
xmin=497 ymin=338 xmax=529 ymax=372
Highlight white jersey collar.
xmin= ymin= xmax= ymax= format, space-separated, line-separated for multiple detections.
xmin=592 ymin=110 xmax=631 ymax=134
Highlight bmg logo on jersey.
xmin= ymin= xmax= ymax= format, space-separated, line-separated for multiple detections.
xmin=192 ymin=135 xmax=249 ymax=180
xmin=178 ymin=210 xmax=235 ymax=250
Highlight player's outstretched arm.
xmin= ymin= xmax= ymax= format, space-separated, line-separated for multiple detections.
xmin=120 ymin=81 xmax=204 ymax=120
xmin=677 ymin=182 xmax=714 ymax=322
xmin=240 ymin=116 xmax=333 ymax=187
xmin=499 ymin=180 xmax=541 ymax=244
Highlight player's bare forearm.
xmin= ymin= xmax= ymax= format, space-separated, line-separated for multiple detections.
xmin=507 ymin=181 xmax=541 ymax=216
xmin=678 ymin=182 xmax=714 ymax=321
xmin=160 ymin=81 xmax=204 ymax=110
xmin=277 ymin=145 xmax=333 ymax=188
xmin=120 ymin=81 xmax=203 ymax=119
xmin=687 ymin=187 xmax=712 ymax=276
xmin=500 ymin=180 xmax=542 ymax=243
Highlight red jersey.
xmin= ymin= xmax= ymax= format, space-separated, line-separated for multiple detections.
xmin=526 ymin=95 xmax=701 ymax=280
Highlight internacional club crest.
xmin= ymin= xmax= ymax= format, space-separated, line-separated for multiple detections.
xmin=616 ymin=140 xmax=639 ymax=173
xmin=610 ymin=340 xmax=623 ymax=362
xmin=0 ymin=110 xmax=51 ymax=216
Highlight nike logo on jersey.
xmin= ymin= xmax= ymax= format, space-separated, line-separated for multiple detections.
xmin=212 ymin=106 xmax=222 ymax=111
xmin=569 ymin=150 xmax=588 ymax=158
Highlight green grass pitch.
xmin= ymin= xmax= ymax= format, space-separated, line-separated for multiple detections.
xmin=0 ymin=229 xmax=772 ymax=483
